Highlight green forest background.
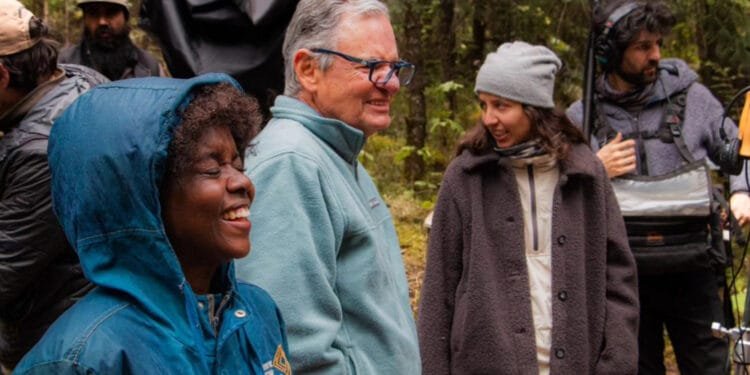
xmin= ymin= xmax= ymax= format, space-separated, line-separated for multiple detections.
xmin=21 ymin=0 xmax=750 ymax=370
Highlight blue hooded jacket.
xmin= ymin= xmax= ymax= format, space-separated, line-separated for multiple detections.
xmin=13 ymin=74 xmax=290 ymax=375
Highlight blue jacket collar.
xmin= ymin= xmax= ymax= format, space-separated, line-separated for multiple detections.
xmin=270 ymin=95 xmax=366 ymax=164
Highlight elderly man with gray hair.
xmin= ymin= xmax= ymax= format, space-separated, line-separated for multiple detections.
xmin=234 ymin=0 xmax=420 ymax=373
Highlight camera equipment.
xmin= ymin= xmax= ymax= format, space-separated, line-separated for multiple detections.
xmin=712 ymin=323 xmax=750 ymax=368
xmin=594 ymin=2 xmax=640 ymax=69
xmin=714 ymin=130 xmax=742 ymax=175
xmin=711 ymin=87 xmax=750 ymax=373
xmin=713 ymin=86 xmax=750 ymax=175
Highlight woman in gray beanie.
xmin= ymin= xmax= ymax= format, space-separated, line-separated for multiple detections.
xmin=417 ymin=41 xmax=639 ymax=374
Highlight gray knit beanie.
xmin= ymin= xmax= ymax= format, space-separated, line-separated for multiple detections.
xmin=475 ymin=41 xmax=562 ymax=108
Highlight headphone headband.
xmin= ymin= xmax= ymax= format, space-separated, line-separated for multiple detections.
xmin=600 ymin=2 xmax=640 ymax=40
xmin=595 ymin=2 xmax=641 ymax=68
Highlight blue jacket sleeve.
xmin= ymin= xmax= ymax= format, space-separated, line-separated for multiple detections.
xmin=15 ymin=360 xmax=92 ymax=374
xmin=236 ymin=152 xmax=349 ymax=374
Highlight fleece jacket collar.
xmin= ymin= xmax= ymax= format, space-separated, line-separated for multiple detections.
xmin=459 ymin=143 xmax=599 ymax=182
xmin=270 ymin=95 xmax=366 ymax=164
xmin=599 ymin=58 xmax=698 ymax=108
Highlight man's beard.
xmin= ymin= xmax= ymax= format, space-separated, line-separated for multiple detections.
xmin=82 ymin=25 xmax=136 ymax=81
xmin=616 ymin=60 xmax=659 ymax=88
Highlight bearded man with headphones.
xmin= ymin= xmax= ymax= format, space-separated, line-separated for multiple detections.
xmin=567 ymin=1 xmax=750 ymax=373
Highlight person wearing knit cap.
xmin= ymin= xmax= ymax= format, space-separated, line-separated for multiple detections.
xmin=474 ymin=41 xmax=561 ymax=109
xmin=418 ymin=41 xmax=639 ymax=374
xmin=0 ymin=1 xmax=106 ymax=372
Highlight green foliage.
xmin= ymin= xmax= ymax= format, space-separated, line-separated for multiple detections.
xmin=424 ymin=81 xmax=473 ymax=139
xmin=386 ymin=190 xmax=431 ymax=312
xmin=669 ymin=0 xmax=750 ymax=101
xmin=23 ymin=0 xmax=750 ymax=363
xmin=360 ymin=134 xmax=406 ymax=196
xmin=434 ymin=80 xmax=463 ymax=94
xmin=387 ymin=0 xmax=750 ymax=183
xmin=428 ymin=116 xmax=463 ymax=135
xmin=26 ymin=0 xmax=750 ymax=215
xmin=361 ymin=135 xmax=440 ymax=210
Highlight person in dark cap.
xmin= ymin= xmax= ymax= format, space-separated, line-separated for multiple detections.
xmin=59 ymin=0 xmax=164 ymax=80
xmin=0 ymin=0 xmax=106 ymax=372
xmin=418 ymin=41 xmax=639 ymax=374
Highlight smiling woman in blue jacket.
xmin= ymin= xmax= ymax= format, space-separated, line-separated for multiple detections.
xmin=13 ymin=74 xmax=290 ymax=375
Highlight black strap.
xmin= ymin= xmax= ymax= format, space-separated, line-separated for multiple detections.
xmin=660 ymin=88 xmax=694 ymax=163
xmin=593 ymin=85 xmax=694 ymax=173
xmin=712 ymin=187 xmax=748 ymax=247
xmin=592 ymin=97 xmax=617 ymax=146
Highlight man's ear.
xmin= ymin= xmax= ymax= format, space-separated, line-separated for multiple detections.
xmin=0 ymin=64 xmax=10 ymax=91
xmin=293 ymin=49 xmax=320 ymax=93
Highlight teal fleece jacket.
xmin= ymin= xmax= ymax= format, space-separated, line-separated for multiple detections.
xmin=235 ymin=96 xmax=421 ymax=374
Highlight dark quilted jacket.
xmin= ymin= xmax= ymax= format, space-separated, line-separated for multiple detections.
xmin=0 ymin=64 xmax=106 ymax=367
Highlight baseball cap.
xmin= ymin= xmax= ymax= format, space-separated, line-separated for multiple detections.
xmin=0 ymin=0 xmax=40 ymax=56
xmin=76 ymin=0 xmax=130 ymax=10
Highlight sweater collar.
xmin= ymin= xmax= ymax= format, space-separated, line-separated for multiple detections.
xmin=270 ymin=95 xmax=366 ymax=164
xmin=460 ymin=143 xmax=599 ymax=179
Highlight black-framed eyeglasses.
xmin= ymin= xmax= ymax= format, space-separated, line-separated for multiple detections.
xmin=311 ymin=48 xmax=415 ymax=86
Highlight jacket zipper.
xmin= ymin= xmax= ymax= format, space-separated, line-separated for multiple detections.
xmin=527 ymin=164 xmax=539 ymax=251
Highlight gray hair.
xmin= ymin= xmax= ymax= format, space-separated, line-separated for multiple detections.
xmin=282 ymin=0 xmax=389 ymax=96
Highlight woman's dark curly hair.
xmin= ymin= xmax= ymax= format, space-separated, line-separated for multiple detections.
xmin=456 ymin=104 xmax=585 ymax=160
xmin=165 ymin=82 xmax=263 ymax=181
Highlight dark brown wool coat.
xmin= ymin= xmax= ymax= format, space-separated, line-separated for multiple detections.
xmin=418 ymin=143 xmax=639 ymax=374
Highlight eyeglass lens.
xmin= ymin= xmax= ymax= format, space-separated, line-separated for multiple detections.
xmin=370 ymin=62 xmax=415 ymax=86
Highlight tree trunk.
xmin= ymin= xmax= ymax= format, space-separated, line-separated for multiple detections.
xmin=402 ymin=1 xmax=427 ymax=183
xmin=468 ymin=0 xmax=486 ymax=69
xmin=692 ymin=0 xmax=716 ymax=89
xmin=438 ymin=0 xmax=458 ymax=149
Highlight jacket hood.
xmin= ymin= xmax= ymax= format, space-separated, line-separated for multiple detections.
xmin=649 ymin=58 xmax=699 ymax=103
xmin=597 ymin=58 xmax=698 ymax=105
xmin=48 ymin=74 xmax=243 ymax=330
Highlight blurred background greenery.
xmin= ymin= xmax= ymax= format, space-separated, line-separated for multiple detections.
xmin=23 ymin=1 xmax=750 ymax=371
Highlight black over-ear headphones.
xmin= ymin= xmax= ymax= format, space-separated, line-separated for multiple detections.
xmin=714 ymin=86 xmax=750 ymax=175
xmin=594 ymin=2 xmax=640 ymax=69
